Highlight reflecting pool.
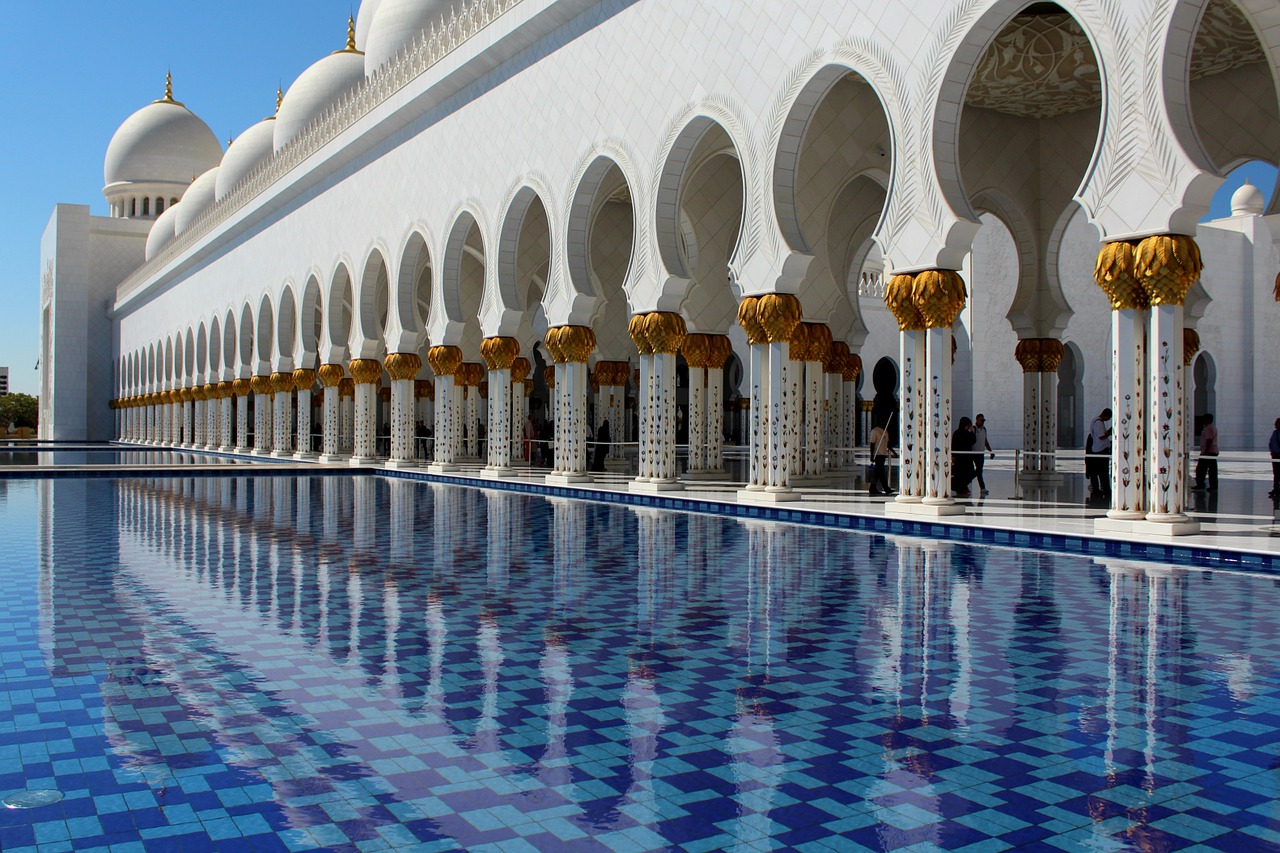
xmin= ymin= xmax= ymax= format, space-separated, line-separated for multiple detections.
xmin=0 ymin=447 xmax=250 ymax=466
xmin=1 ymin=475 xmax=1278 ymax=851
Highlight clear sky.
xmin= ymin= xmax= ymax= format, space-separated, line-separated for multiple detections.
xmin=0 ymin=4 xmax=1273 ymax=397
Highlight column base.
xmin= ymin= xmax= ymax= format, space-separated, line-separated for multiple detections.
xmin=426 ymin=463 xmax=459 ymax=474
xmin=886 ymin=501 xmax=966 ymax=518
xmin=293 ymin=451 xmax=319 ymax=461
xmin=630 ymin=478 xmax=684 ymax=493
xmin=217 ymin=445 xmax=235 ymax=454
xmin=480 ymin=466 xmax=519 ymax=480
xmin=385 ymin=458 xmax=419 ymax=469
xmin=349 ymin=456 xmax=379 ymax=467
xmin=251 ymin=448 xmax=273 ymax=457
xmin=547 ymin=472 xmax=593 ymax=486
xmin=318 ymin=453 xmax=348 ymax=463
xmin=737 ymin=487 xmax=798 ymax=503
xmin=682 ymin=469 xmax=729 ymax=481
xmin=1094 ymin=516 xmax=1201 ymax=537
xmin=270 ymin=450 xmax=295 ymax=459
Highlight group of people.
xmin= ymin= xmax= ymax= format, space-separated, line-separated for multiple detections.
xmin=520 ymin=415 xmax=612 ymax=472
xmin=951 ymin=414 xmax=994 ymax=498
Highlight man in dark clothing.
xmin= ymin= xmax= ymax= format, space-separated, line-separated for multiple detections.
xmin=952 ymin=417 xmax=977 ymax=497
xmin=1269 ymin=417 xmax=1280 ymax=498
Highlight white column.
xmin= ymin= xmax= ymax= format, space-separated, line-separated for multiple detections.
xmin=688 ymin=365 xmax=706 ymax=472
xmin=923 ymin=326 xmax=953 ymax=504
xmin=389 ymin=379 xmax=415 ymax=465
xmin=352 ymin=383 xmax=377 ymax=463
xmin=510 ymin=381 xmax=524 ymax=465
xmin=295 ymin=388 xmax=314 ymax=458
xmin=707 ymin=366 xmax=724 ymax=472
xmin=1039 ymin=370 xmax=1058 ymax=474
xmin=804 ymin=359 xmax=823 ymax=476
xmin=320 ymin=385 xmax=341 ymax=459
xmin=896 ymin=330 xmax=926 ymax=502
xmin=1109 ymin=309 xmax=1146 ymax=519
xmin=186 ymin=399 xmax=197 ymax=447
xmin=272 ymin=388 xmax=293 ymax=457
xmin=766 ymin=342 xmax=788 ymax=492
xmin=219 ymin=395 xmax=233 ymax=452
xmin=340 ymin=393 xmax=355 ymax=454
xmin=1147 ymin=304 xmax=1188 ymax=523
xmin=654 ymin=351 xmax=678 ymax=482
xmin=787 ymin=356 xmax=801 ymax=478
xmin=843 ymin=378 xmax=857 ymax=468
xmin=567 ymin=361 xmax=589 ymax=475
xmin=252 ymin=392 xmax=270 ymax=454
xmin=636 ymin=354 xmax=653 ymax=481
xmin=1023 ymin=371 xmax=1040 ymax=474
xmin=432 ymin=376 xmax=457 ymax=468
xmin=235 ymin=393 xmax=250 ymax=451
xmin=487 ymin=368 xmax=512 ymax=471
xmin=825 ymin=371 xmax=840 ymax=471
xmin=748 ymin=345 xmax=764 ymax=489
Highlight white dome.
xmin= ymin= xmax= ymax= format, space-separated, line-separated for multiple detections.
xmin=104 ymin=87 xmax=222 ymax=189
xmin=355 ymin=0 xmax=385 ymax=50
xmin=1231 ymin=180 xmax=1265 ymax=216
xmin=216 ymin=118 xmax=276 ymax=200
xmin=274 ymin=49 xmax=366 ymax=152
xmin=144 ymin=203 xmax=180 ymax=261
xmin=174 ymin=168 xmax=219 ymax=234
xmin=365 ymin=0 xmax=453 ymax=76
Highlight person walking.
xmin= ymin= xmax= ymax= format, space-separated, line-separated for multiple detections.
xmin=1192 ymin=413 xmax=1219 ymax=491
xmin=591 ymin=419 xmax=610 ymax=472
xmin=952 ymin=417 xmax=977 ymax=497
xmin=973 ymin=413 xmax=994 ymax=496
xmin=868 ymin=413 xmax=893 ymax=496
xmin=1269 ymin=417 xmax=1280 ymax=498
xmin=1088 ymin=408 xmax=1113 ymax=496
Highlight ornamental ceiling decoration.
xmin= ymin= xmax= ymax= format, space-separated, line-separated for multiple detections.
xmin=966 ymin=1 xmax=1264 ymax=120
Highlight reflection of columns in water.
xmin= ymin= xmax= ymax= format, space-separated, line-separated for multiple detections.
xmin=272 ymin=477 xmax=293 ymax=530
xmin=388 ymin=479 xmax=415 ymax=566
xmin=352 ymin=477 xmax=377 ymax=554
xmin=321 ymin=475 xmax=343 ymax=544
xmin=424 ymin=593 xmax=448 ymax=720
xmin=551 ymin=498 xmax=587 ymax=616
xmin=633 ymin=508 xmax=681 ymax=646
xmin=381 ymin=574 xmax=402 ymax=696
xmin=294 ymin=477 xmax=311 ymax=537
xmin=727 ymin=695 xmax=783 ymax=852
xmin=475 ymin=613 xmax=504 ymax=756
xmin=620 ymin=664 xmax=667 ymax=827
xmin=485 ymin=491 xmax=513 ymax=594
xmin=536 ymin=633 xmax=572 ymax=789
xmin=742 ymin=521 xmax=785 ymax=673
xmin=432 ymin=483 xmax=463 ymax=585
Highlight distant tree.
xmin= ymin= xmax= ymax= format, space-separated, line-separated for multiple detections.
xmin=0 ymin=393 xmax=38 ymax=430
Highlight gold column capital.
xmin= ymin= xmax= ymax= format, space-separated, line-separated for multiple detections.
xmin=755 ymin=294 xmax=801 ymax=345
xmin=736 ymin=296 xmax=767 ymax=345
xmin=349 ymin=358 xmax=382 ymax=385
xmin=317 ymin=363 xmax=345 ymax=387
xmin=912 ymin=270 xmax=967 ymax=328
xmin=293 ymin=368 xmax=317 ymax=390
xmin=1134 ymin=234 xmax=1201 ymax=306
xmin=1183 ymin=327 xmax=1201 ymax=366
xmin=1094 ymin=240 xmax=1146 ymax=310
xmin=384 ymin=352 xmax=422 ymax=381
xmin=511 ymin=356 xmax=532 ymax=382
xmin=427 ymin=345 xmax=462 ymax=376
xmin=480 ymin=336 xmax=519 ymax=370
xmin=884 ymin=274 xmax=925 ymax=331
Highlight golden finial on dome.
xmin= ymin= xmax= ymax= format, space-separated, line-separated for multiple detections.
xmin=154 ymin=70 xmax=184 ymax=106
xmin=276 ymin=87 xmax=283 ymax=114
xmin=333 ymin=14 xmax=362 ymax=54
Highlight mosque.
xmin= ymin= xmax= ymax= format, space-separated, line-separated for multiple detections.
xmin=38 ymin=0 xmax=1280 ymax=535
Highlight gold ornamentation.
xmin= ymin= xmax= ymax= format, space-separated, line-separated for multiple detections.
xmin=555 ymin=326 xmax=597 ymax=363
xmin=458 ymin=363 xmax=485 ymax=386
xmin=1039 ymin=339 xmax=1065 ymax=372
xmin=349 ymin=359 xmax=382 ymax=385
xmin=737 ymin=297 xmax=767 ymax=345
xmin=384 ymin=352 xmax=422 ymax=381
xmin=1014 ymin=339 xmax=1042 ymax=373
xmin=1274 ymin=271 xmax=1279 ymax=303
xmin=480 ymin=336 xmax=519 ymax=370
xmin=292 ymin=368 xmax=316 ymax=390
xmin=681 ymin=333 xmax=713 ymax=369
xmin=231 ymin=378 xmax=252 ymax=397
xmin=250 ymin=375 xmax=271 ymax=395
xmin=826 ymin=340 xmax=850 ymax=373
xmin=543 ymin=366 xmax=556 ymax=388
xmin=427 ymin=345 xmax=462 ymax=376
xmin=1134 ymin=235 xmax=1201 ymax=307
xmin=708 ymin=335 xmax=733 ymax=370
xmin=1094 ymin=241 xmax=1146 ymax=310
xmin=842 ymin=352 xmax=863 ymax=383
xmin=270 ymin=371 xmax=294 ymax=393
xmin=1183 ymin=328 xmax=1201 ymax=366
xmin=628 ymin=314 xmax=653 ymax=355
xmin=414 ymin=379 xmax=434 ymax=400
xmin=884 ymin=274 xmax=925 ymax=331
xmin=154 ymin=71 xmax=183 ymax=106
xmin=317 ymin=364 xmax=344 ymax=387
xmin=788 ymin=321 xmax=811 ymax=361
xmin=643 ymin=313 xmax=686 ymax=355
xmin=755 ymin=294 xmax=801 ymax=344
xmin=334 ymin=14 xmax=362 ymax=55
xmin=804 ymin=323 xmax=832 ymax=363
xmin=524 ymin=381 xmax=533 ymax=397
xmin=338 ymin=378 xmax=355 ymax=398
xmin=217 ymin=381 xmax=232 ymax=399
xmin=379 ymin=386 xmax=392 ymax=403
xmin=911 ymin=270 xmax=967 ymax=328
xmin=511 ymin=357 xmax=531 ymax=382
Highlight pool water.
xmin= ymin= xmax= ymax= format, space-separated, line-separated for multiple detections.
xmin=0 ymin=447 xmax=250 ymax=466
xmin=1 ymin=475 xmax=1277 ymax=851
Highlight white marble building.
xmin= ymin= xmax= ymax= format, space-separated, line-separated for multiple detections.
xmin=39 ymin=0 xmax=1280 ymax=527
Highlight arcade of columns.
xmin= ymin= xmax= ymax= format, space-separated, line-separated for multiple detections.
xmin=108 ymin=232 xmax=1211 ymax=534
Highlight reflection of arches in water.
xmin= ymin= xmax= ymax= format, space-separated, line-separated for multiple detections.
xmin=1058 ymin=342 xmax=1084 ymax=448
xmin=1193 ymin=352 xmax=1216 ymax=441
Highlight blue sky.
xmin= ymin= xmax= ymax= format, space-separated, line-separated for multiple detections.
xmin=0 ymin=4 xmax=1273 ymax=396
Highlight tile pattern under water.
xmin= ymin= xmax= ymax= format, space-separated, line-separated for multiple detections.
xmin=1 ymin=475 xmax=1278 ymax=852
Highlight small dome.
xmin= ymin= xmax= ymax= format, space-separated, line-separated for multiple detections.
xmin=145 ymin=203 xmax=180 ymax=261
xmin=104 ymin=76 xmax=222 ymax=189
xmin=174 ymin=168 xmax=219 ymax=234
xmin=1231 ymin=180 xmax=1265 ymax=216
xmin=365 ymin=0 xmax=453 ymax=76
xmin=216 ymin=118 xmax=276 ymax=200
xmin=274 ymin=31 xmax=365 ymax=152
xmin=355 ymin=0 xmax=385 ymax=50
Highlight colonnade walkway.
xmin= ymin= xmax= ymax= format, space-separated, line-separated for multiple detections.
xmin=62 ymin=442 xmax=1280 ymax=565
